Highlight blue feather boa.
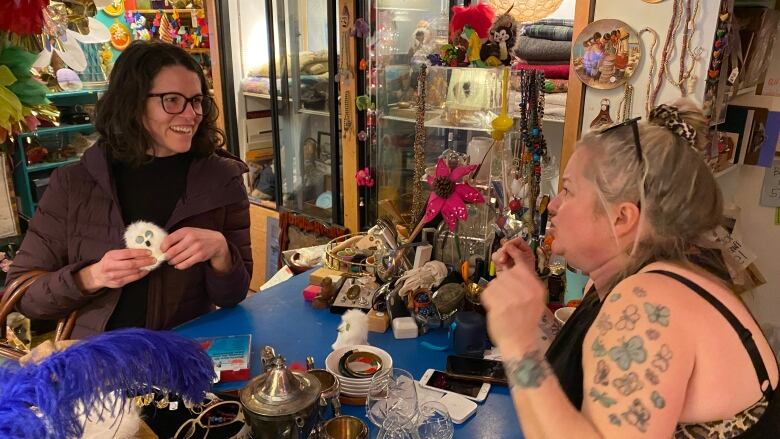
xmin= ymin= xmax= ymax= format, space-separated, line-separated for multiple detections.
xmin=0 ymin=328 xmax=216 ymax=439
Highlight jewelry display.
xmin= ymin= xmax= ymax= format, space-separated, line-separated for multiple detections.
xmin=509 ymin=69 xmax=546 ymax=240
xmin=653 ymin=0 xmax=681 ymax=102
xmin=662 ymin=0 xmax=703 ymax=96
xmin=703 ymin=0 xmax=733 ymax=122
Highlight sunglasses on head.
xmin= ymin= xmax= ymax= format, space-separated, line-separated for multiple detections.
xmin=598 ymin=117 xmax=643 ymax=163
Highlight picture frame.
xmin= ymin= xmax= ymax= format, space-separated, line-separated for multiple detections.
xmin=317 ymin=131 xmax=331 ymax=163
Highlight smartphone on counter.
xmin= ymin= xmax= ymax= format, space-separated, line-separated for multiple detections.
xmin=446 ymin=355 xmax=507 ymax=385
xmin=419 ymin=369 xmax=490 ymax=403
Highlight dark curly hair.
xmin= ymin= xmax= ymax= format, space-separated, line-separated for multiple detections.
xmin=95 ymin=40 xmax=224 ymax=166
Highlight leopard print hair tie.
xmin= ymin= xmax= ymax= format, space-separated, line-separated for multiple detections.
xmin=649 ymin=104 xmax=698 ymax=150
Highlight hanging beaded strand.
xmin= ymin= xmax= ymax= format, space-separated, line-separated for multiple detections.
xmin=640 ymin=27 xmax=659 ymax=117
xmin=410 ymin=64 xmax=428 ymax=226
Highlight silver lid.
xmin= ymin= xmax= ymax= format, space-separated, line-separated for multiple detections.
xmin=240 ymin=356 xmax=322 ymax=417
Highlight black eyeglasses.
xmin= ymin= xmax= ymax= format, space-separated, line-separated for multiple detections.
xmin=147 ymin=92 xmax=212 ymax=115
xmin=599 ymin=117 xmax=643 ymax=162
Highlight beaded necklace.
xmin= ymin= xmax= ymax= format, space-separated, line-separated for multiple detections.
xmin=411 ymin=64 xmax=428 ymax=226
xmin=640 ymin=27 xmax=659 ymax=117
xmin=652 ymin=0 xmax=682 ymax=102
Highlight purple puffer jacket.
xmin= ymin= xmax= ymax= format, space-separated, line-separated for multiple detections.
xmin=4 ymin=143 xmax=253 ymax=339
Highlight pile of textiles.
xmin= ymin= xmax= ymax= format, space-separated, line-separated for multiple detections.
xmin=241 ymin=51 xmax=330 ymax=110
xmin=511 ymin=18 xmax=572 ymax=121
xmin=513 ymin=18 xmax=573 ymax=80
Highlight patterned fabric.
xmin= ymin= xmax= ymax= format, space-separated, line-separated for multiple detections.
xmin=674 ymin=397 xmax=769 ymax=439
xmin=521 ymin=24 xmax=574 ymax=41
xmin=533 ymin=18 xmax=574 ymax=27
xmin=649 ymin=104 xmax=698 ymax=148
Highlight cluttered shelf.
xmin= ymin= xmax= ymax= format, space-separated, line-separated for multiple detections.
xmin=17 ymin=123 xmax=95 ymax=139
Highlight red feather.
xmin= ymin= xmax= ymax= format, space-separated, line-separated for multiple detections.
xmin=449 ymin=3 xmax=496 ymax=42
xmin=0 ymin=0 xmax=49 ymax=35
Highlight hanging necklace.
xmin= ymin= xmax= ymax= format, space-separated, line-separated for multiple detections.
xmin=618 ymin=83 xmax=635 ymax=122
xmin=640 ymin=27 xmax=659 ymax=117
xmin=410 ymin=64 xmax=428 ymax=226
xmin=653 ymin=0 xmax=682 ymax=103
xmin=664 ymin=0 xmax=703 ymax=96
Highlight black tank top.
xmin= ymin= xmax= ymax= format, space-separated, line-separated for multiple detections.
xmin=545 ymin=270 xmax=780 ymax=436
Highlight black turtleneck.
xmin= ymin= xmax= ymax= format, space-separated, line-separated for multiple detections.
xmin=107 ymin=153 xmax=191 ymax=330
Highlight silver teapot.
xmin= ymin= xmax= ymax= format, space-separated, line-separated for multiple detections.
xmin=240 ymin=351 xmax=322 ymax=439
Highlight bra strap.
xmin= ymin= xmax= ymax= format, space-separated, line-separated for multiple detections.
xmin=647 ymin=270 xmax=772 ymax=399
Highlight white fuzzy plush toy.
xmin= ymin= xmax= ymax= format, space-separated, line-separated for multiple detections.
xmin=332 ymin=309 xmax=370 ymax=350
xmin=123 ymin=221 xmax=168 ymax=271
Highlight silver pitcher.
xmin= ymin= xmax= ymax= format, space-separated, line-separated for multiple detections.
xmin=240 ymin=351 xmax=322 ymax=439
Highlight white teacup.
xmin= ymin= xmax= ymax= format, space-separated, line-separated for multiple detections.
xmin=554 ymin=307 xmax=576 ymax=326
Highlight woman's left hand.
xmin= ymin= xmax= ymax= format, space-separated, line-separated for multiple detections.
xmin=161 ymin=227 xmax=231 ymax=272
xmin=481 ymin=258 xmax=547 ymax=358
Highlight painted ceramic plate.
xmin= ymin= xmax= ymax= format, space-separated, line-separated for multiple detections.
xmin=110 ymin=21 xmax=131 ymax=51
xmin=345 ymin=351 xmax=383 ymax=378
xmin=572 ymin=19 xmax=642 ymax=90
xmin=102 ymin=0 xmax=124 ymax=17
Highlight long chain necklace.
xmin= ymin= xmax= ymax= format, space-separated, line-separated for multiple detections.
xmin=618 ymin=83 xmax=634 ymax=122
xmin=410 ymin=64 xmax=428 ymax=226
xmin=664 ymin=0 xmax=703 ymax=96
xmin=653 ymin=0 xmax=682 ymax=103
xmin=640 ymin=27 xmax=659 ymax=117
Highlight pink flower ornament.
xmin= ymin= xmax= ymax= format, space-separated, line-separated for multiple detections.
xmin=424 ymin=159 xmax=485 ymax=231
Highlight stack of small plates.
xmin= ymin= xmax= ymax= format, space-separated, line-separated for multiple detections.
xmin=325 ymin=345 xmax=393 ymax=398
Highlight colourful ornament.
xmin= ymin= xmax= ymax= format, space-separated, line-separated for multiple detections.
xmin=509 ymin=198 xmax=522 ymax=213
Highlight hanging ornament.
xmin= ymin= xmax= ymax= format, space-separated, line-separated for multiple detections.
xmin=33 ymin=4 xmax=111 ymax=72
xmin=109 ymin=20 xmax=131 ymax=51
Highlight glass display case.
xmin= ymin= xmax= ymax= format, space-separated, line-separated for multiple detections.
xmin=362 ymin=0 xmax=566 ymax=232
xmin=231 ymin=0 xmax=342 ymax=224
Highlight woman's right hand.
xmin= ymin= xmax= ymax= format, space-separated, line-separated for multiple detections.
xmin=491 ymin=236 xmax=536 ymax=275
xmin=76 ymin=249 xmax=157 ymax=294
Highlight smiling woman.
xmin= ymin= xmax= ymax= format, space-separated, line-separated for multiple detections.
xmin=5 ymin=41 xmax=253 ymax=343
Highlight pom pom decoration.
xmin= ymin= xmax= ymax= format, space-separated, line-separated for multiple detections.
xmin=449 ymin=3 xmax=495 ymax=42
xmin=0 ymin=329 xmax=216 ymax=439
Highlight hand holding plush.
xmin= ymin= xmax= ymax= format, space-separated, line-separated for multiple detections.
xmin=161 ymin=227 xmax=231 ymax=273
xmin=124 ymin=221 xmax=168 ymax=271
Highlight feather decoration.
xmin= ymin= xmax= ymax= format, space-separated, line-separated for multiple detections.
xmin=0 ymin=329 xmax=216 ymax=439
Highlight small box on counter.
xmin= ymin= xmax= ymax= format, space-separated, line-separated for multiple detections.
xmin=367 ymin=309 xmax=390 ymax=333
xmin=197 ymin=334 xmax=251 ymax=382
xmin=308 ymin=267 xmax=345 ymax=286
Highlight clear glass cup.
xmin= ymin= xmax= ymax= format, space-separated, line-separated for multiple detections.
xmin=415 ymin=401 xmax=454 ymax=439
xmin=366 ymin=368 xmax=419 ymax=438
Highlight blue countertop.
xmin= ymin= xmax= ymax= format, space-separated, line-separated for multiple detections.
xmin=175 ymin=270 xmax=522 ymax=438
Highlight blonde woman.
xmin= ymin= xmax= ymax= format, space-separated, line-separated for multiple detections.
xmin=483 ymin=100 xmax=779 ymax=438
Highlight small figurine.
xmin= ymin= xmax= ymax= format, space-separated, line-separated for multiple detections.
xmin=480 ymin=8 xmax=519 ymax=66
xmin=312 ymin=277 xmax=337 ymax=309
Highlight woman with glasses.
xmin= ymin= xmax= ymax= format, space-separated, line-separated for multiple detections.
xmin=6 ymin=41 xmax=252 ymax=340
xmin=483 ymin=100 xmax=780 ymax=438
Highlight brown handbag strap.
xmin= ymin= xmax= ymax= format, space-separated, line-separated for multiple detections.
xmin=1 ymin=270 xmax=77 ymax=342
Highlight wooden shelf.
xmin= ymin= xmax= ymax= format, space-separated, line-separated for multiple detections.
xmin=186 ymin=48 xmax=211 ymax=54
